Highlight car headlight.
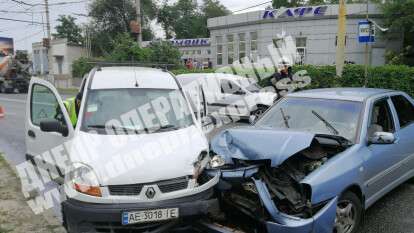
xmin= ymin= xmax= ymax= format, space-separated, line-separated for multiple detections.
xmin=209 ymin=155 xmax=226 ymax=168
xmin=69 ymin=164 xmax=102 ymax=197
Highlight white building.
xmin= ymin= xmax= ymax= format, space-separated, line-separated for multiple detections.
xmin=207 ymin=4 xmax=403 ymax=67
xmin=32 ymin=38 xmax=86 ymax=80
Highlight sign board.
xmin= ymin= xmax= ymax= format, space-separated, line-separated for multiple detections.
xmin=358 ymin=21 xmax=375 ymax=43
xmin=170 ymin=38 xmax=210 ymax=47
xmin=263 ymin=6 xmax=328 ymax=19
xmin=0 ymin=37 xmax=14 ymax=56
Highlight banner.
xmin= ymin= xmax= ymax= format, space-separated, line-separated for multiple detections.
xmin=0 ymin=37 xmax=14 ymax=56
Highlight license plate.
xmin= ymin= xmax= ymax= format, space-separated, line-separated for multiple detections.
xmin=122 ymin=208 xmax=179 ymax=225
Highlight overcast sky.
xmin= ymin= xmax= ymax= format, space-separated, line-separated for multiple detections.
xmin=0 ymin=0 xmax=270 ymax=52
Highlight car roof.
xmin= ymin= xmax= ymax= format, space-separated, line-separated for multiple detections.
xmin=177 ymin=73 xmax=245 ymax=81
xmin=287 ymin=88 xmax=396 ymax=102
xmin=90 ymin=67 xmax=178 ymax=90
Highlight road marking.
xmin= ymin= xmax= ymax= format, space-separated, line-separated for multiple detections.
xmin=0 ymin=97 xmax=26 ymax=104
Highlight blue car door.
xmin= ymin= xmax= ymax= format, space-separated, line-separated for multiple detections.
xmin=363 ymin=97 xmax=404 ymax=206
xmin=389 ymin=94 xmax=414 ymax=179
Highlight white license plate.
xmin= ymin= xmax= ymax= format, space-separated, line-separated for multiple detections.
xmin=122 ymin=208 xmax=179 ymax=225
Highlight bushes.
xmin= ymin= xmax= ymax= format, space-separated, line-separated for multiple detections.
xmin=259 ymin=65 xmax=414 ymax=97
xmin=72 ymin=57 xmax=95 ymax=78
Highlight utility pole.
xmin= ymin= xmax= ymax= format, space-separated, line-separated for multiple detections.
xmin=44 ymin=0 xmax=53 ymax=80
xmin=135 ymin=0 xmax=142 ymax=46
xmin=363 ymin=0 xmax=370 ymax=87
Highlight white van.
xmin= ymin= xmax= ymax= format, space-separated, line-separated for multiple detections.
xmin=177 ymin=73 xmax=277 ymax=119
xmin=25 ymin=67 xmax=219 ymax=232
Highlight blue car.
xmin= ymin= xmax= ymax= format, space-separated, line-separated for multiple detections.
xmin=209 ymin=88 xmax=414 ymax=233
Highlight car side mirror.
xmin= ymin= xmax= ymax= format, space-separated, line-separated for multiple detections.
xmin=40 ymin=120 xmax=69 ymax=137
xmin=249 ymin=115 xmax=257 ymax=125
xmin=369 ymin=132 xmax=395 ymax=145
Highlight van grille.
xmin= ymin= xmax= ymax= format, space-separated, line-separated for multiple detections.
xmin=108 ymin=176 xmax=189 ymax=196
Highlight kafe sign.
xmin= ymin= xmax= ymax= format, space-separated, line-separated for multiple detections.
xmin=170 ymin=38 xmax=210 ymax=47
xmin=263 ymin=6 xmax=328 ymax=19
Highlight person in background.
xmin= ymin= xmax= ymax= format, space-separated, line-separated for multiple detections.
xmin=208 ymin=58 xmax=213 ymax=69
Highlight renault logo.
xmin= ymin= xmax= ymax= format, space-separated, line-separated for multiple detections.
xmin=145 ymin=187 xmax=156 ymax=199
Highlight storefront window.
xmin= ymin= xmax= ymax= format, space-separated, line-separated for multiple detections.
xmin=250 ymin=32 xmax=258 ymax=62
xmin=239 ymin=33 xmax=246 ymax=61
xmin=227 ymin=34 xmax=235 ymax=65
xmin=216 ymin=36 xmax=223 ymax=65
xmin=295 ymin=37 xmax=307 ymax=65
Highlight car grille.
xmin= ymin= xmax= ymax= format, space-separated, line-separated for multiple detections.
xmin=108 ymin=176 xmax=189 ymax=196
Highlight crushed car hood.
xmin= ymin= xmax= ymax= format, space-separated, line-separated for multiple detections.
xmin=211 ymin=127 xmax=315 ymax=167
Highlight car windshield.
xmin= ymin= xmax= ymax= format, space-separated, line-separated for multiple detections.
xmin=81 ymin=88 xmax=194 ymax=134
xmin=256 ymin=97 xmax=363 ymax=143
xmin=237 ymin=78 xmax=261 ymax=93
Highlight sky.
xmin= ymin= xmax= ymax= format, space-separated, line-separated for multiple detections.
xmin=0 ymin=0 xmax=270 ymax=52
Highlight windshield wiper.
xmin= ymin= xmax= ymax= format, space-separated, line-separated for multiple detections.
xmin=150 ymin=125 xmax=180 ymax=133
xmin=87 ymin=124 xmax=141 ymax=133
xmin=280 ymin=108 xmax=290 ymax=128
xmin=311 ymin=110 xmax=339 ymax=136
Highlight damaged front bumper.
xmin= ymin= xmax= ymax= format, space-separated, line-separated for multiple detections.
xmin=207 ymin=168 xmax=338 ymax=233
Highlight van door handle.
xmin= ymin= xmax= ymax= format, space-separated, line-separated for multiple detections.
xmin=28 ymin=130 xmax=36 ymax=139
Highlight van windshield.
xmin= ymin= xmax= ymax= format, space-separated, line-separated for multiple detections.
xmin=81 ymin=88 xmax=194 ymax=134
xmin=237 ymin=78 xmax=261 ymax=93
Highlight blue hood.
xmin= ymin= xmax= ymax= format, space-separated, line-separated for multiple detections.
xmin=211 ymin=127 xmax=315 ymax=167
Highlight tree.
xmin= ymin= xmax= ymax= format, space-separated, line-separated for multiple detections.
xmin=382 ymin=0 xmax=414 ymax=66
xmin=88 ymin=0 xmax=158 ymax=55
xmin=149 ymin=41 xmax=182 ymax=65
xmin=201 ymin=0 xmax=230 ymax=18
xmin=107 ymin=33 xmax=152 ymax=62
xmin=272 ymin=0 xmax=303 ymax=8
xmin=157 ymin=0 xmax=229 ymax=39
xmin=53 ymin=15 xmax=83 ymax=45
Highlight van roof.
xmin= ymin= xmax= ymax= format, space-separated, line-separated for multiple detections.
xmin=90 ymin=67 xmax=178 ymax=90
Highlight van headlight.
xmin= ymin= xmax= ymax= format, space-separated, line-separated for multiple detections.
xmin=209 ymin=155 xmax=226 ymax=168
xmin=69 ymin=164 xmax=102 ymax=197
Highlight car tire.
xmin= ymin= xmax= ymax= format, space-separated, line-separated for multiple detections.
xmin=251 ymin=105 xmax=268 ymax=119
xmin=334 ymin=191 xmax=363 ymax=233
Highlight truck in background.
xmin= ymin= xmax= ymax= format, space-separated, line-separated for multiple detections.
xmin=0 ymin=37 xmax=30 ymax=93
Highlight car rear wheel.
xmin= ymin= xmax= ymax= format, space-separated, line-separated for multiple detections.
xmin=334 ymin=191 xmax=362 ymax=233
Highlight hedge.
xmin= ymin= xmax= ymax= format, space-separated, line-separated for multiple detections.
xmin=173 ymin=65 xmax=414 ymax=97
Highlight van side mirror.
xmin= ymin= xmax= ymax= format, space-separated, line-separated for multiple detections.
xmin=249 ymin=115 xmax=257 ymax=125
xmin=40 ymin=120 xmax=69 ymax=137
xmin=369 ymin=132 xmax=395 ymax=145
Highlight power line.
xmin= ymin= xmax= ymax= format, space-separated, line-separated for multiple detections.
xmin=9 ymin=0 xmax=89 ymax=7
xmin=232 ymin=1 xmax=272 ymax=14
xmin=0 ymin=16 xmax=44 ymax=24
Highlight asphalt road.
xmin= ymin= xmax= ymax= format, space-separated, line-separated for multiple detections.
xmin=0 ymin=93 xmax=413 ymax=233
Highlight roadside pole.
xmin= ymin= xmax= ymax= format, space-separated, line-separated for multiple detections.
xmin=44 ymin=0 xmax=53 ymax=82
xmin=364 ymin=0 xmax=370 ymax=87
xmin=135 ymin=0 xmax=142 ymax=46
xmin=336 ymin=0 xmax=347 ymax=77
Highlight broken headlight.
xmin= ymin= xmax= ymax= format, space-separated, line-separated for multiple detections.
xmin=209 ymin=155 xmax=226 ymax=168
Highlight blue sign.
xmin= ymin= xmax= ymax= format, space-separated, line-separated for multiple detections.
xmin=263 ymin=6 xmax=328 ymax=19
xmin=358 ymin=21 xmax=375 ymax=43
xmin=170 ymin=38 xmax=210 ymax=47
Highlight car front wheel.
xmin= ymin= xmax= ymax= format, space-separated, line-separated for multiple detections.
xmin=334 ymin=191 xmax=363 ymax=233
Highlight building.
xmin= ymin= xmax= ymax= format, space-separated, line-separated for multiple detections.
xmin=143 ymin=38 xmax=212 ymax=67
xmin=32 ymin=38 xmax=86 ymax=83
xmin=207 ymin=4 xmax=403 ymax=68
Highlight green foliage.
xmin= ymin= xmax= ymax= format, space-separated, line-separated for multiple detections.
xmin=88 ymin=0 xmax=157 ymax=56
xmin=258 ymin=65 xmax=414 ymax=97
xmin=53 ymin=15 xmax=83 ymax=45
xmin=157 ymin=0 xmax=229 ymax=39
xmin=107 ymin=33 xmax=152 ymax=62
xmin=382 ymin=0 xmax=414 ymax=66
xmin=148 ymin=41 xmax=182 ymax=65
xmin=72 ymin=57 xmax=95 ymax=78
xmin=105 ymin=34 xmax=181 ymax=65
xmin=172 ymin=68 xmax=216 ymax=75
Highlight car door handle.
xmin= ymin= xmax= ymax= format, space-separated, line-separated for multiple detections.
xmin=28 ymin=130 xmax=36 ymax=139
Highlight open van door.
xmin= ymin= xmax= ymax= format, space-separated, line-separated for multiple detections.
xmin=25 ymin=77 xmax=75 ymax=183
